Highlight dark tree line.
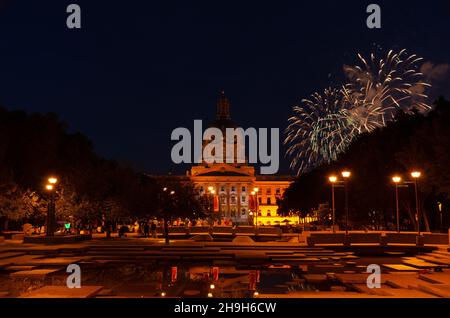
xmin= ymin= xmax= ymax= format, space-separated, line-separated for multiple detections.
xmin=0 ymin=107 xmax=202 ymax=231
xmin=280 ymin=97 xmax=450 ymax=232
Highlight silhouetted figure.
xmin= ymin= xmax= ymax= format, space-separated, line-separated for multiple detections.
xmin=144 ymin=223 xmax=150 ymax=237
xmin=119 ymin=225 xmax=128 ymax=238
xmin=151 ymin=222 xmax=157 ymax=238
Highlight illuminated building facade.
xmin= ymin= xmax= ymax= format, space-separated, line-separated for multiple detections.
xmin=187 ymin=92 xmax=297 ymax=225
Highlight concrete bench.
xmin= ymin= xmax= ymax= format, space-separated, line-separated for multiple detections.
xmin=11 ymin=233 xmax=25 ymax=241
xmin=423 ymin=233 xmax=449 ymax=245
xmin=257 ymin=227 xmax=282 ymax=237
xmin=23 ymin=234 xmax=92 ymax=244
xmin=189 ymin=226 xmax=211 ymax=235
xmin=212 ymin=226 xmax=233 ymax=236
xmin=307 ymin=233 xmax=346 ymax=246
xmin=234 ymin=226 xmax=256 ymax=236
xmin=384 ymin=233 xmax=418 ymax=245
xmin=0 ymin=231 xmax=23 ymax=239
xmin=349 ymin=233 xmax=381 ymax=244
xmin=168 ymin=227 xmax=188 ymax=236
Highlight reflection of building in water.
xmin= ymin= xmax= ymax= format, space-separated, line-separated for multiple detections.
xmin=187 ymin=92 xmax=297 ymax=225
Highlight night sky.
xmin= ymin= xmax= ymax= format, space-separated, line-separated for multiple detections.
xmin=0 ymin=0 xmax=449 ymax=175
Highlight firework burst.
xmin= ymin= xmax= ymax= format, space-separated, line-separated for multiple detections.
xmin=286 ymin=49 xmax=432 ymax=175
xmin=343 ymin=49 xmax=432 ymax=131
xmin=285 ymin=88 xmax=355 ymax=175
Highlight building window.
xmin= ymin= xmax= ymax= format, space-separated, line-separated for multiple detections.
xmin=242 ymin=186 xmax=246 ymax=192
xmin=231 ymin=186 xmax=236 ymax=192
xmin=221 ymin=186 xmax=225 ymax=192
xmin=241 ymin=195 xmax=246 ymax=203
xmin=258 ymin=197 xmax=262 ymax=205
xmin=200 ymin=186 xmax=204 ymax=193
xmin=266 ymin=188 xmax=271 ymax=195
xmin=267 ymin=198 xmax=271 ymax=205
xmin=231 ymin=195 xmax=236 ymax=204
xmin=276 ymin=188 xmax=281 ymax=195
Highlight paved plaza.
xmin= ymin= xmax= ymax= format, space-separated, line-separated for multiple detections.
xmin=1 ymin=234 xmax=450 ymax=298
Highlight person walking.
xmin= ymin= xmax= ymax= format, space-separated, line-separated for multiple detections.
xmin=144 ymin=222 xmax=150 ymax=238
xmin=151 ymin=221 xmax=157 ymax=238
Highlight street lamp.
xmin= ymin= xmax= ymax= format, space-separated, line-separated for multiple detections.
xmin=341 ymin=170 xmax=351 ymax=235
xmin=161 ymin=187 xmax=175 ymax=245
xmin=253 ymin=187 xmax=259 ymax=228
xmin=328 ymin=175 xmax=338 ymax=233
xmin=411 ymin=171 xmax=422 ymax=236
xmin=45 ymin=177 xmax=58 ymax=237
xmin=392 ymin=176 xmax=402 ymax=233
xmin=250 ymin=191 xmax=256 ymax=228
xmin=208 ymin=187 xmax=216 ymax=221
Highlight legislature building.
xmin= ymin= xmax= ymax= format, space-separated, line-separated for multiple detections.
xmin=186 ymin=92 xmax=297 ymax=225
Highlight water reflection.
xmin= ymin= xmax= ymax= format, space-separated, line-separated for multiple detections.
xmin=1 ymin=262 xmax=348 ymax=298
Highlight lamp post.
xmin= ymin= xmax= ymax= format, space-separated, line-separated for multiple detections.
xmin=392 ymin=176 xmax=402 ymax=233
xmin=411 ymin=171 xmax=422 ymax=236
xmin=249 ymin=211 xmax=254 ymax=228
xmin=341 ymin=171 xmax=351 ymax=235
xmin=45 ymin=177 xmax=58 ymax=237
xmin=208 ymin=186 xmax=216 ymax=222
xmin=253 ymin=187 xmax=259 ymax=228
xmin=328 ymin=176 xmax=337 ymax=233
xmin=161 ymin=187 xmax=175 ymax=245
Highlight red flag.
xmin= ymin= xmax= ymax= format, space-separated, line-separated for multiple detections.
xmin=213 ymin=195 xmax=219 ymax=212
xmin=171 ymin=266 xmax=178 ymax=282
xmin=249 ymin=195 xmax=256 ymax=211
xmin=212 ymin=267 xmax=219 ymax=281
xmin=248 ymin=271 xmax=256 ymax=291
